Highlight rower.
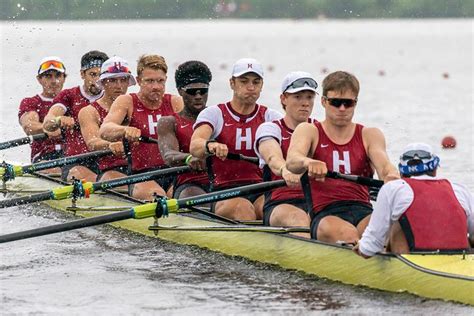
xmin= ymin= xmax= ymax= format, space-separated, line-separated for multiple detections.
xmin=18 ymin=56 xmax=66 ymax=164
xmin=255 ymin=71 xmax=318 ymax=238
xmin=99 ymin=54 xmax=183 ymax=200
xmin=354 ymin=143 xmax=474 ymax=258
xmin=286 ymin=71 xmax=399 ymax=243
xmin=190 ymin=58 xmax=282 ymax=220
xmin=78 ymin=56 xmax=136 ymax=182
xmin=157 ymin=61 xmax=212 ymax=198
xmin=43 ymin=50 xmax=109 ymax=182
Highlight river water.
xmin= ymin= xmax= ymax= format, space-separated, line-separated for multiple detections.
xmin=0 ymin=19 xmax=473 ymax=314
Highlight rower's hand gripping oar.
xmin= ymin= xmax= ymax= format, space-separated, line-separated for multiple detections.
xmin=0 ymin=133 xmax=48 ymax=151
xmin=0 ymin=166 xmax=191 ymax=209
xmin=0 ymin=180 xmax=286 ymax=243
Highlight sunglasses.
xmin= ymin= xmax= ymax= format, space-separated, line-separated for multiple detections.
xmin=324 ymin=97 xmax=357 ymax=108
xmin=39 ymin=60 xmax=65 ymax=72
xmin=104 ymin=63 xmax=130 ymax=74
xmin=183 ymin=87 xmax=209 ymax=96
xmin=284 ymin=78 xmax=318 ymax=92
xmin=401 ymin=150 xmax=432 ymax=161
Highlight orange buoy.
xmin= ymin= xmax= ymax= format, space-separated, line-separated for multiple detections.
xmin=442 ymin=72 xmax=450 ymax=79
xmin=441 ymin=136 xmax=456 ymax=149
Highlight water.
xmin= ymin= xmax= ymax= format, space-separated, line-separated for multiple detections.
xmin=0 ymin=19 xmax=473 ymax=314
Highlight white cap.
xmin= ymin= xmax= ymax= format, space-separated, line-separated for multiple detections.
xmin=38 ymin=56 xmax=66 ymax=75
xmin=231 ymin=58 xmax=264 ymax=78
xmin=281 ymin=71 xmax=318 ymax=94
xmin=399 ymin=142 xmax=440 ymax=175
xmin=98 ymin=56 xmax=136 ymax=87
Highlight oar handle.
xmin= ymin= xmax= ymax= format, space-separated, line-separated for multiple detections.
xmin=226 ymin=152 xmax=259 ymax=165
xmin=0 ymin=133 xmax=47 ymax=151
xmin=138 ymin=136 xmax=158 ymax=144
xmin=326 ymin=171 xmax=384 ymax=188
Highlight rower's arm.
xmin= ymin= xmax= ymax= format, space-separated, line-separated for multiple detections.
xmin=157 ymin=116 xmax=188 ymax=166
xmin=258 ymin=139 xmax=286 ymax=176
xmin=99 ymin=95 xmax=132 ymax=141
xmin=363 ymin=127 xmax=399 ymax=182
xmin=43 ymin=105 xmax=66 ymax=132
xmin=286 ymin=122 xmax=318 ymax=174
xmin=19 ymin=111 xmax=43 ymax=135
xmin=78 ymin=106 xmax=110 ymax=151
xmin=170 ymin=95 xmax=184 ymax=113
xmin=190 ymin=124 xmax=213 ymax=159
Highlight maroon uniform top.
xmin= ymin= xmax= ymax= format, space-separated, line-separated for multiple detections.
xmin=173 ymin=113 xmax=208 ymax=187
xmin=194 ymin=102 xmax=282 ymax=189
xmin=89 ymin=102 xmax=127 ymax=172
xmin=18 ymin=94 xmax=62 ymax=161
xmin=255 ymin=118 xmax=317 ymax=202
xmin=310 ymin=122 xmax=373 ymax=213
xmin=400 ymin=178 xmax=469 ymax=251
xmin=128 ymin=93 xmax=174 ymax=172
xmin=52 ymin=86 xmax=101 ymax=157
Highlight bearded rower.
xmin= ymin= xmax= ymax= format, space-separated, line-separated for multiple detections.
xmin=255 ymin=71 xmax=318 ymax=238
xmin=286 ymin=71 xmax=399 ymax=243
xmin=43 ymin=50 xmax=109 ymax=182
xmin=78 ymin=56 xmax=136 ymax=182
xmin=190 ymin=58 xmax=282 ymax=220
xmin=18 ymin=56 xmax=66 ymax=164
xmin=99 ymin=54 xmax=183 ymax=200
xmin=157 ymin=61 xmax=212 ymax=199
xmin=354 ymin=143 xmax=474 ymax=258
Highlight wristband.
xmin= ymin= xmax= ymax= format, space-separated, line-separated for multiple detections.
xmin=205 ymin=139 xmax=217 ymax=155
xmin=184 ymin=154 xmax=193 ymax=165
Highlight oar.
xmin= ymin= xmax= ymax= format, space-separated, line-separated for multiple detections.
xmin=148 ymin=225 xmax=309 ymax=233
xmin=0 ymin=133 xmax=48 ymax=151
xmin=0 ymin=180 xmax=285 ymax=243
xmin=325 ymin=171 xmax=384 ymax=188
xmin=0 ymin=166 xmax=191 ymax=209
xmin=0 ymin=150 xmax=113 ymax=181
xmin=227 ymin=152 xmax=259 ymax=165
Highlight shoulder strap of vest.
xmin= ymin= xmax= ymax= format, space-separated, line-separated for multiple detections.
xmin=398 ymin=214 xmax=416 ymax=251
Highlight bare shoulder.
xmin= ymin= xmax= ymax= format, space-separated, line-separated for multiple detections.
xmin=362 ymin=126 xmax=386 ymax=142
xmin=170 ymin=95 xmax=184 ymax=112
xmin=115 ymin=94 xmax=133 ymax=107
xmin=294 ymin=121 xmax=317 ymax=134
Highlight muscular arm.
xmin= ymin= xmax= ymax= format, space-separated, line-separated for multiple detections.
xmin=258 ymin=139 xmax=286 ymax=176
xmin=363 ymin=127 xmax=399 ymax=182
xmin=157 ymin=116 xmax=188 ymax=166
xmin=19 ymin=112 xmax=44 ymax=135
xmin=78 ymin=106 xmax=111 ymax=151
xmin=286 ymin=122 xmax=319 ymax=174
xmin=43 ymin=105 xmax=66 ymax=132
xmin=170 ymin=95 xmax=184 ymax=113
xmin=99 ymin=95 xmax=133 ymax=141
xmin=189 ymin=124 xmax=213 ymax=159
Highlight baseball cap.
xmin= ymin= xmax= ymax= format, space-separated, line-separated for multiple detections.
xmin=231 ymin=58 xmax=264 ymax=78
xmin=281 ymin=71 xmax=318 ymax=94
xmin=38 ymin=56 xmax=66 ymax=75
xmin=98 ymin=56 xmax=136 ymax=87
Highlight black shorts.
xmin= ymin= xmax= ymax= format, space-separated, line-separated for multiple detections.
xmin=128 ymin=168 xmax=175 ymax=197
xmin=263 ymin=198 xmax=307 ymax=226
xmin=310 ymin=201 xmax=373 ymax=239
xmin=61 ymin=158 xmax=99 ymax=181
xmin=32 ymin=150 xmax=63 ymax=163
xmin=96 ymin=165 xmax=128 ymax=182
xmin=172 ymin=182 xmax=211 ymax=199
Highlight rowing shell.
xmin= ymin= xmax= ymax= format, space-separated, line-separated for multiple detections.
xmin=3 ymin=174 xmax=473 ymax=305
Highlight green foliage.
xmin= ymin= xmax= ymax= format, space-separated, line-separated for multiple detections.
xmin=1 ymin=0 xmax=472 ymax=20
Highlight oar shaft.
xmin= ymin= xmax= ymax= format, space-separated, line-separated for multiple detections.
xmin=0 ymin=134 xmax=47 ymax=151
xmin=0 ymin=192 xmax=52 ymax=208
xmin=326 ymin=171 xmax=384 ymax=188
xmin=0 ymin=209 xmax=134 ymax=243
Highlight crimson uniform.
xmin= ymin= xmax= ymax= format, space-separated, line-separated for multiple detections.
xmin=194 ymin=102 xmax=282 ymax=190
xmin=310 ymin=122 xmax=373 ymax=213
xmin=89 ymin=101 xmax=127 ymax=173
xmin=53 ymin=86 xmax=102 ymax=157
xmin=128 ymin=93 xmax=174 ymax=172
xmin=18 ymin=94 xmax=62 ymax=162
xmin=173 ymin=113 xmax=208 ymax=189
xmin=400 ymin=178 xmax=469 ymax=251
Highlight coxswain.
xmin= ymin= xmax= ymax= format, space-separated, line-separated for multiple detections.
xmin=78 ymin=56 xmax=136 ymax=182
xmin=43 ymin=50 xmax=109 ymax=182
xmin=157 ymin=61 xmax=212 ymax=198
xmin=18 ymin=56 xmax=66 ymax=164
xmin=99 ymin=54 xmax=183 ymax=200
xmin=354 ymin=143 xmax=474 ymax=258
xmin=286 ymin=71 xmax=399 ymax=243
xmin=255 ymin=71 xmax=319 ymax=237
xmin=190 ymin=58 xmax=282 ymax=220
